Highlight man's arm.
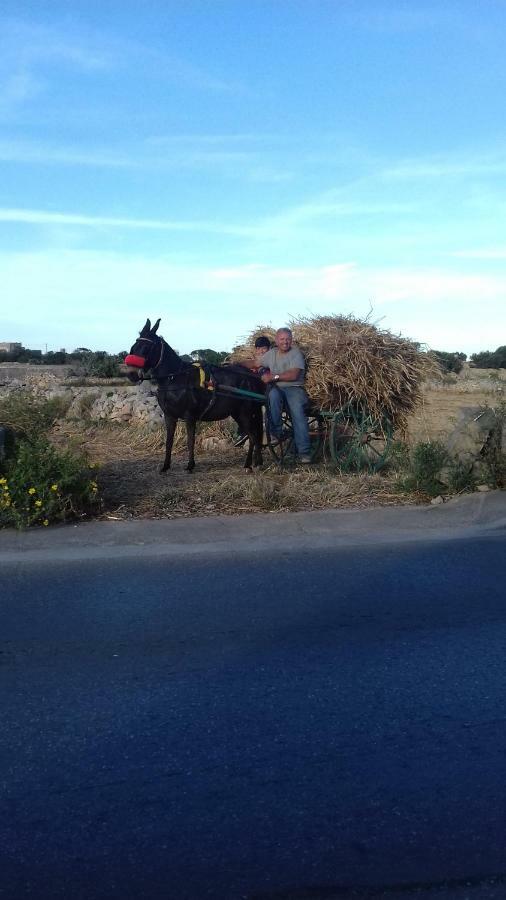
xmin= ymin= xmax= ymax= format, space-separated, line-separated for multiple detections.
xmin=262 ymin=368 xmax=302 ymax=384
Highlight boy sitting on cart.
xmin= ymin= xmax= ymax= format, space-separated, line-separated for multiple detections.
xmin=243 ymin=328 xmax=312 ymax=464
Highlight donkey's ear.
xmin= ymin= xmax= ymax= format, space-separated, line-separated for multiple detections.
xmin=152 ymin=318 xmax=161 ymax=334
xmin=140 ymin=318 xmax=151 ymax=336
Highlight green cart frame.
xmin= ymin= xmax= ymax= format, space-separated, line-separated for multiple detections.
xmin=219 ymin=384 xmax=393 ymax=473
xmin=264 ymin=401 xmax=393 ymax=472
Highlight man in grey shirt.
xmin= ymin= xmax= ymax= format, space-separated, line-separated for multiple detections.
xmin=245 ymin=327 xmax=311 ymax=463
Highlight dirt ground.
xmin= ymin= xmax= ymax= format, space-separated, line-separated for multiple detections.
xmin=51 ymin=372 xmax=503 ymax=520
xmin=65 ymin=426 xmax=412 ymax=519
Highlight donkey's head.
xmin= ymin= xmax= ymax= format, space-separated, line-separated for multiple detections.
xmin=124 ymin=318 xmax=162 ymax=382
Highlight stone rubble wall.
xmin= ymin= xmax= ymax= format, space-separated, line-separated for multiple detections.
xmin=0 ymin=363 xmax=81 ymax=384
xmin=0 ymin=373 xmax=164 ymax=429
xmin=73 ymin=380 xmax=164 ymax=427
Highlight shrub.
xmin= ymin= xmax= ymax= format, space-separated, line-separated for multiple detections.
xmin=446 ymin=460 xmax=477 ymax=493
xmin=82 ymin=352 xmax=121 ymax=378
xmin=0 ymin=392 xmax=99 ymax=529
xmin=432 ymin=350 xmax=466 ymax=374
xmin=386 ymin=440 xmax=411 ymax=473
xmin=0 ymin=391 xmax=69 ymax=439
xmin=0 ymin=436 xmax=99 ymax=529
xmin=480 ymin=402 xmax=506 ymax=488
xmin=398 ymin=440 xmax=448 ymax=497
xmin=76 ymin=392 xmax=100 ymax=419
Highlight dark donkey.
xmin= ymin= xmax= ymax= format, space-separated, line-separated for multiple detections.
xmin=125 ymin=318 xmax=264 ymax=472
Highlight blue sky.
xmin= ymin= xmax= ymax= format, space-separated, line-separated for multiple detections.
xmin=1 ymin=1 xmax=505 ymax=355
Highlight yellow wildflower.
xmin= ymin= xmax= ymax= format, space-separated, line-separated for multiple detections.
xmin=0 ymin=477 xmax=6 ymax=485
xmin=28 ymin=487 xmax=36 ymax=495
xmin=51 ymin=484 xmax=58 ymax=492
xmin=43 ymin=519 xmax=49 ymax=526
xmin=35 ymin=500 xmax=43 ymax=507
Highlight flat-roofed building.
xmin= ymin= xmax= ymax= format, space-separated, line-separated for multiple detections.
xmin=0 ymin=342 xmax=23 ymax=353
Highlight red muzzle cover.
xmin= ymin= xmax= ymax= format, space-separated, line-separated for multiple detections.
xmin=124 ymin=354 xmax=146 ymax=368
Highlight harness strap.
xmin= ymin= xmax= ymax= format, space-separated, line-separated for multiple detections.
xmin=192 ymin=362 xmax=214 ymax=391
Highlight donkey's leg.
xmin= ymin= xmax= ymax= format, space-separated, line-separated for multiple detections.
xmin=244 ymin=437 xmax=254 ymax=470
xmin=239 ymin=408 xmax=264 ymax=470
xmin=160 ymin=414 xmax=177 ymax=473
xmin=245 ymin=429 xmax=264 ymax=469
xmin=253 ymin=436 xmax=263 ymax=468
xmin=185 ymin=418 xmax=196 ymax=472
xmin=252 ymin=409 xmax=264 ymax=467
xmin=234 ymin=410 xmax=253 ymax=470
xmin=242 ymin=410 xmax=264 ymax=469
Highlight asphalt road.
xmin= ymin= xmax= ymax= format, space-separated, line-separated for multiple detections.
xmin=1 ymin=512 xmax=506 ymax=899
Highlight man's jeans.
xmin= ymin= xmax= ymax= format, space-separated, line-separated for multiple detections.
xmin=267 ymin=386 xmax=311 ymax=456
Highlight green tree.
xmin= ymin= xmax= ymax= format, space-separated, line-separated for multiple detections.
xmin=44 ymin=350 xmax=67 ymax=364
xmin=190 ymin=348 xmax=229 ymax=365
xmin=82 ymin=351 xmax=120 ymax=378
xmin=432 ymin=350 xmax=467 ymax=374
xmin=471 ymin=346 xmax=506 ymax=369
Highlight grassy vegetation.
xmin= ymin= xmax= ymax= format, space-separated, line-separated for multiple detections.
xmin=1 ymin=384 xmax=502 ymax=528
xmin=395 ymin=440 xmax=449 ymax=497
xmin=480 ymin=402 xmax=506 ymax=488
xmin=156 ymin=468 xmax=407 ymax=517
xmin=0 ymin=390 xmax=70 ymax=439
xmin=0 ymin=391 xmax=99 ymax=529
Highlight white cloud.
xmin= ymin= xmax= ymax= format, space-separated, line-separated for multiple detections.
xmin=0 ymin=16 xmax=246 ymax=125
xmin=0 ymin=136 xmax=283 ymax=178
xmin=0 ymin=207 xmax=254 ymax=236
xmin=1 ymin=19 xmax=112 ymax=72
xmin=0 ymin=142 xmax=140 ymax=168
xmin=1 ymin=250 xmax=504 ymax=355
xmin=382 ymin=153 xmax=506 ymax=181
xmin=258 ymin=195 xmax=415 ymax=234
xmin=360 ymin=268 xmax=506 ymax=304
xmin=452 ymin=247 xmax=506 ymax=260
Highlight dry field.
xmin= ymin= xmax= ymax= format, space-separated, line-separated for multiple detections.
xmin=52 ymin=368 xmax=504 ymax=520
xmin=406 ymin=369 xmax=504 ymax=444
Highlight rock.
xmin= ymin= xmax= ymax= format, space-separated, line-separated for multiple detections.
xmin=476 ymin=484 xmax=491 ymax=492
xmin=446 ymin=407 xmax=498 ymax=464
xmin=439 ymin=407 xmax=501 ymax=485
xmin=138 ymin=379 xmax=155 ymax=394
xmin=430 ymin=495 xmax=445 ymax=505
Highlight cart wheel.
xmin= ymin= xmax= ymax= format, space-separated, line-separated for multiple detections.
xmin=307 ymin=409 xmax=325 ymax=462
xmin=265 ymin=407 xmax=324 ymax=464
xmin=330 ymin=406 xmax=393 ymax=472
xmin=265 ymin=409 xmax=295 ymax=463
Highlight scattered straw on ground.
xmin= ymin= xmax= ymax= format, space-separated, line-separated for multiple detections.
xmin=51 ymin=420 xmax=416 ymax=520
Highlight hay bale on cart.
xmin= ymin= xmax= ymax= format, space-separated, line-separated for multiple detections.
xmin=232 ymin=314 xmax=438 ymax=470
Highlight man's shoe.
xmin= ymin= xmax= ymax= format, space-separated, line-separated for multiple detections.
xmin=299 ymin=455 xmax=312 ymax=464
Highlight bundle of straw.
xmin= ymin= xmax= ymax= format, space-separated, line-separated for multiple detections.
xmin=232 ymin=314 xmax=438 ymax=430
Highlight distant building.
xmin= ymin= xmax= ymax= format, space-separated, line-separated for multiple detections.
xmin=0 ymin=342 xmax=23 ymax=353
